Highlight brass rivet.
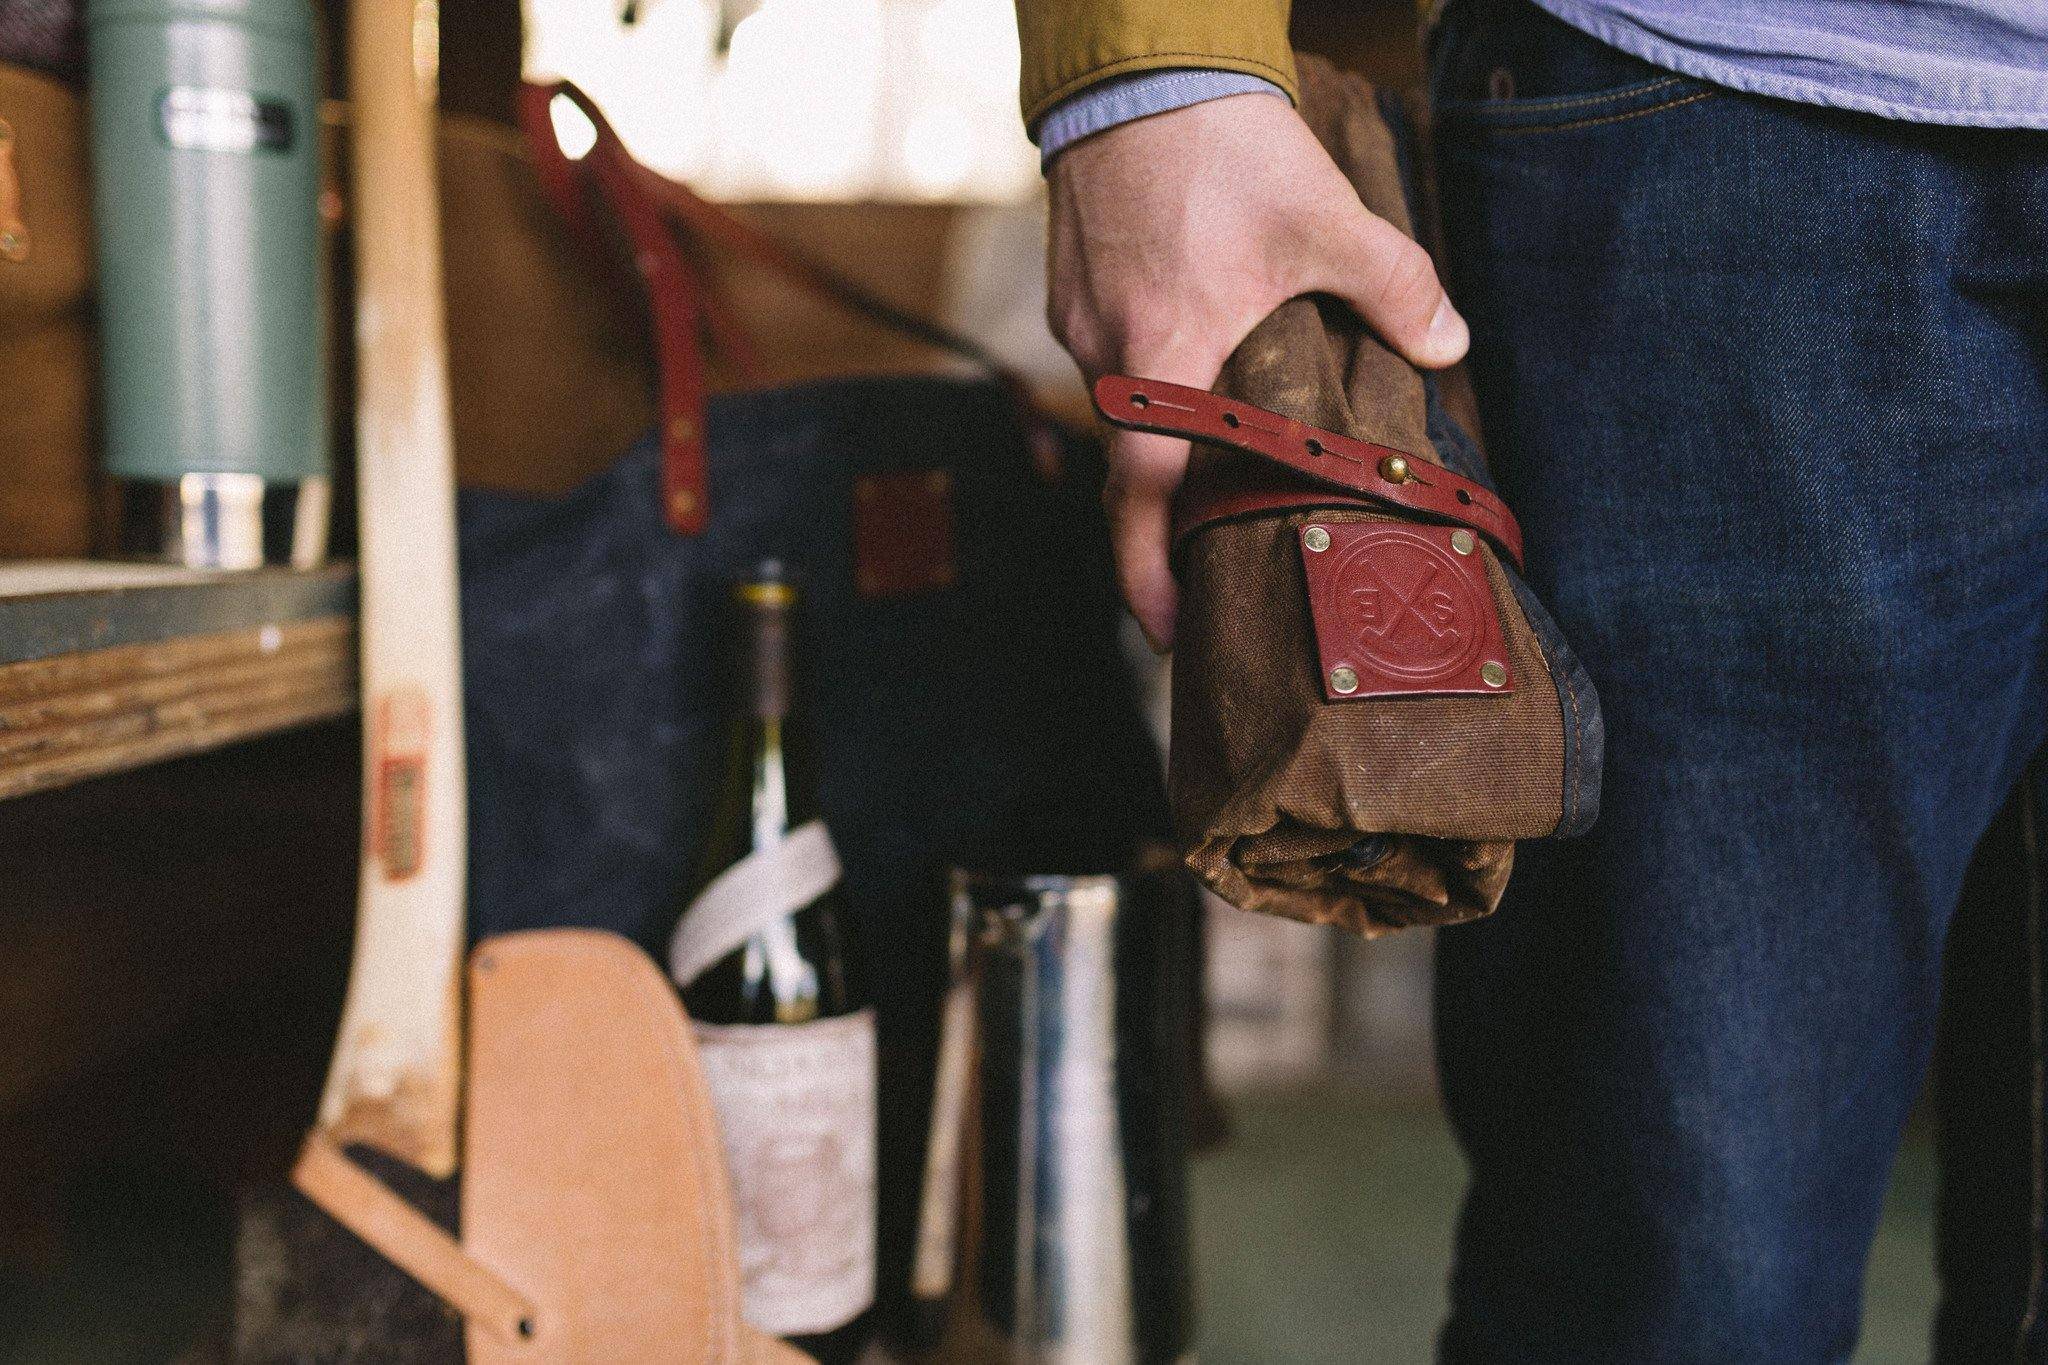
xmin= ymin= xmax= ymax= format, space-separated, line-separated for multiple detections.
xmin=1480 ymin=661 xmax=1507 ymax=688
xmin=669 ymin=415 xmax=696 ymax=442
xmin=669 ymin=488 xmax=698 ymax=519
xmin=1450 ymin=529 xmax=1476 ymax=556
xmin=1379 ymin=454 xmax=1411 ymax=484
xmin=1329 ymin=665 xmax=1359 ymax=695
xmin=1303 ymin=525 xmax=1331 ymax=553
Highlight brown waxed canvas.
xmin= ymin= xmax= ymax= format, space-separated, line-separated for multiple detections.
xmin=1168 ymin=55 xmax=1571 ymax=936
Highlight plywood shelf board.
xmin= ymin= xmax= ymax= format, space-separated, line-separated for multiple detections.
xmin=0 ymin=561 xmax=356 ymax=668
xmin=0 ymin=562 xmax=360 ymax=800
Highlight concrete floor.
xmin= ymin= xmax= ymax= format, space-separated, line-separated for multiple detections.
xmin=3 ymin=1084 xmax=1943 ymax=1363
xmin=1191 ymin=1087 xmax=1939 ymax=1364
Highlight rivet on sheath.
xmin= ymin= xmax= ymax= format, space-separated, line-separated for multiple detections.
xmin=1480 ymin=661 xmax=1507 ymax=688
xmin=1303 ymin=525 xmax=1331 ymax=553
xmin=1378 ymin=454 xmax=1412 ymax=484
xmin=1450 ymin=529 xmax=1476 ymax=556
xmin=669 ymin=488 xmax=698 ymax=520
xmin=1330 ymin=665 xmax=1359 ymax=695
xmin=669 ymin=415 xmax=696 ymax=442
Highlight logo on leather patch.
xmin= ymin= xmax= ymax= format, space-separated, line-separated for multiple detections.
xmin=1299 ymin=521 xmax=1514 ymax=700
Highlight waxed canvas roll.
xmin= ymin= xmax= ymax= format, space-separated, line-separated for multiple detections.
xmin=1168 ymin=55 xmax=1602 ymax=935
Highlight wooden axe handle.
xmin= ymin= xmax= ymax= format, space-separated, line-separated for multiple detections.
xmin=314 ymin=0 xmax=466 ymax=1178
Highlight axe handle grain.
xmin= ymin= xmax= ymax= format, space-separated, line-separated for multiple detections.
xmin=313 ymin=0 xmax=466 ymax=1178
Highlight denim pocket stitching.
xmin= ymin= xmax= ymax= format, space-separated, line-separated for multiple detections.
xmin=1438 ymin=75 xmax=1714 ymax=135
xmin=1467 ymin=74 xmax=1688 ymax=115
xmin=1485 ymin=88 xmax=1715 ymax=136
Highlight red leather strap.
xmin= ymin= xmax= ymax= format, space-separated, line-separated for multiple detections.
xmin=520 ymin=82 xmax=711 ymax=533
xmin=622 ymin=139 xmax=1066 ymax=480
xmin=1159 ymin=459 xmax=1375 ymax=547
xmin=519 ymin=78 xmax=1074 ymax=528
xmin=1093 ymin=375 xmax=1523 ymax=569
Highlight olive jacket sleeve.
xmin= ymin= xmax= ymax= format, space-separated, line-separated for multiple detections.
xmin=1013 ymin=0 xmax=1298 ymax=130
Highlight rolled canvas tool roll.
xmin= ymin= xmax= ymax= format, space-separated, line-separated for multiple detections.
xmin=1096 ymin=55 xmax=1602 ymax=936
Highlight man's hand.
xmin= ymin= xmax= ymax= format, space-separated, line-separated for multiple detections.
xmin=1046 ymin=93 xmax=1468 ymax=650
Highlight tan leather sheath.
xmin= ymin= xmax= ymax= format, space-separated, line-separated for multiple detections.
xmin=294 ymin=929 xmax=810 ymax=1363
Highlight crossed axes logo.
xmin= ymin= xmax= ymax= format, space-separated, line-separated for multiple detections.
xmin=1352 ymin=558 xmax=1461 ymax=646
xmin=1333 ymin=533 xmax=1484 ymax=681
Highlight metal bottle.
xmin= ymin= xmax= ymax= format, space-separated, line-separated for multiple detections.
xmin=86 ymin=0 xmax=328 ymax=568
xmin=928 ymin=860 xmax=1197 ymax=1363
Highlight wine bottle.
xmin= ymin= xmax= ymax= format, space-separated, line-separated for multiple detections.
xmin=673 ymin=564 xmax=875 ymax=1365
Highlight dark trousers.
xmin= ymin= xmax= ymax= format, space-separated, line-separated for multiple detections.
xmin=1428 ymin=1 xmax=2048 ymax=1358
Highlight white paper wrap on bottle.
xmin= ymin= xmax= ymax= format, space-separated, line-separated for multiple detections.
xmin=669 ymin=820 xmax=843 ymax=990
xmin=695 ymin=1010 xmax=878 ymax=1336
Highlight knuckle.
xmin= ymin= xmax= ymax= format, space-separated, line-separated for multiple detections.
xmin=1374 ymin=239 xmax=1442 ymax=319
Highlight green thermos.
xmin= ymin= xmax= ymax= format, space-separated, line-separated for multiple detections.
xmin=87 ymin=0 xmax=328 ymax=569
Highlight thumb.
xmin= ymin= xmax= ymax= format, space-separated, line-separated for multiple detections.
xmin=1305 ymin=207 xmax=1468 ymax=370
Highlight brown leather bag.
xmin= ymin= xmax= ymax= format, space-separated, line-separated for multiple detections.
xmin=0 ymin=62 xmax=96 ymax=557
xmin=1096 ymin=55 xmax=1603 ymax=937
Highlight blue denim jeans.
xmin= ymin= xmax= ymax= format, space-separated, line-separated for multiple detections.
xmin=1428 ymin=2 xmax=2048 ymax=1359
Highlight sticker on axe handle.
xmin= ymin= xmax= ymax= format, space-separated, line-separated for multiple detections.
xmin=371 ymin=688 xmax=431 ymax=881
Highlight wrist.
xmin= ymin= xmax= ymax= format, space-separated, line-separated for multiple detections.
xmin=1035 ymin=69 xmax=1290 ymax=169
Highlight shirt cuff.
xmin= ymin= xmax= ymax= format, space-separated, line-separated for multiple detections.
xmin=1034 ymin=69 xmax=1289 ymax=169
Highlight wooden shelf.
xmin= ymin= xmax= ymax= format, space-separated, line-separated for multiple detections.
xmin=0 ymin=562 xmax=357 ymax=802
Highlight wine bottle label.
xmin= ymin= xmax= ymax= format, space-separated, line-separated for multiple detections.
xmin=694 ymin=1009 xmax=877 ymax=1337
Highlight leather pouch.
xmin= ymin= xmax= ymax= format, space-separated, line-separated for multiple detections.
xmin=272 ymin=931 xmax=806 ymax=1363
xmin=462 ymin=930 xmax=804 ymax=1363
xmin=1095 ymin=55 xmax=1602 ymax=936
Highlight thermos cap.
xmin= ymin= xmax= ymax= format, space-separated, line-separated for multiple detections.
xmin=85 ymin=0 xmax=313 ymax=40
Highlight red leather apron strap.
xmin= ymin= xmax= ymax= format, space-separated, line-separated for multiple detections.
xmin=520 ymin=81 xmax=712 ymax=534
xmin=519 ymin=77 xmax=1077 ymax=529
xmin=625 ymin=140 xmax=1068 ymax=481
xmin=1093 ymin=374 xmax=1524 ymax=569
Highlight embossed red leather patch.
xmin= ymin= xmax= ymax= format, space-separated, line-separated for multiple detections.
xmin=1299 ymin=521 xmax=1514 ymax=701
xmin=853 ymin=469 xmax=958 ymax=598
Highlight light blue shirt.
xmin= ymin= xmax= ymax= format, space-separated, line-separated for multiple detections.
xmin=1034 ymin=0 xmax=2048 ymax=163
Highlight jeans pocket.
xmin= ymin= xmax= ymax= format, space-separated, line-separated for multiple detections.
xmin=1431 ymin=0 xmax=1714 ymax=135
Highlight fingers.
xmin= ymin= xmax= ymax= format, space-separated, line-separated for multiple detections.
xmin=1097 ymin=334 xmax=1242 ymax=652
xmin=1102 ymin=427 xmax=1186 ymax=653
xmin=1305 ymin=207 xmax=1469 ymax=370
